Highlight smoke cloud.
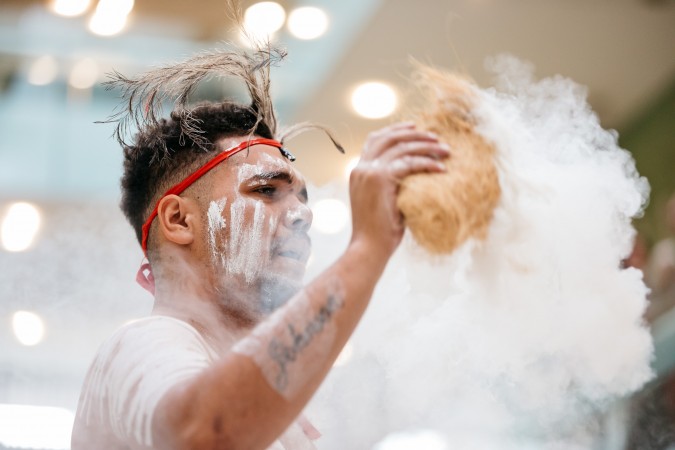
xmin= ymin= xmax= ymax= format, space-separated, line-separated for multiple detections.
xmin=305 ymin=55 xmax=653 ymax=449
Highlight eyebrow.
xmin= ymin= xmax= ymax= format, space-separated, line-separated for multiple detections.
xmin=248 ymin=170 xmax=308 ymax=202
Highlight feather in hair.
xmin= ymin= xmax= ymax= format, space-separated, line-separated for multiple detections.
xmin=102 ymin=45 xmax=286 ymax=152
xmin=101 ymin=0 xmax=343 ymax=158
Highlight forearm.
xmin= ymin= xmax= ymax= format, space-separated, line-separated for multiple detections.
xmin=237 ymin=237 xmax=388 ymax=400
xmin=154 ymin=239 xmax=387 ymax=449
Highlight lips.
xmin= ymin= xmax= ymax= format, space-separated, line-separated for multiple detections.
xmin=278 ymin=250 xmax=305 ymax=261
xmin=274 ymin=234 xmax=311 ymax=263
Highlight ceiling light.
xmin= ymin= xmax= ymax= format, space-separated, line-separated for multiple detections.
xmin=1 ymin=202 xmax=41 ymax=252
xmin=344 ymin=156 xmax=360 ymax=180
xmin=88 ymin=0 xmax=134 ymax=36
xmin=312 ymin=198 xmax=349 ymax=234
xmin=351 ymin=81 xmax=398 ymax=119
xmin=287 ymin=6 xmax=329 ymax=40
xmin=12 ymin=311 xmax=46 ymax=347
xmin=27 ymin=56 xmax=59 ymax=86
xmin=89 ymin=12 xmax=128 ymax=36
xmin=96 ymin=0 xmax=134 ymax=16
xmin=51 ymin=0 xmax=91 ymax=17
xmin=69 ymin=58 xmax=99 ymax=89
xmin=244 ymin=2 xmax=286 ymax=40
xmin=0 ymin=404 xmax=73 ymax=449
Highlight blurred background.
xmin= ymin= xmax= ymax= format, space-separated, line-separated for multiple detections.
xmin=0 ymin=0 xmax=674 ymax=448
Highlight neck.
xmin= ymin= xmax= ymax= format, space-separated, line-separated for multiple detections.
xmin=150 ymin=258 xmax=258 ymax=352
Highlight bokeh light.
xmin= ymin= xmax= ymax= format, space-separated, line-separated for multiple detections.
xmin=50 ymin=0 xmax=91 ymax=17
xmin=0 ymin=404 xmax=73 ymax=449
xmin=244 ymin=2 xmax=286 ymax=41
xmin=312 ymin=198 xmax=349 ymax=234
xmin=12 ymin=311 xmax=46 ymax=347
xmin=27 ymin=56 xmax=59 ymax=86
xmin=333 ymin=341 xmax=354 ymax=367
xmin=68 ymin=58 xmax=99 ymax=89
xmin=350 ymin=81 xmax=398 ymax=119
xmin=344 ymin=156 xmax=360 ymax=180
xmin=373 ymin=430 xmax=448 ymax=450
xmin=287 ymin=7 xmax=329 ymax=40
xmin=88 ymin=0 xmax=134 ymax=36
xmin=1 ymin=202 xmax=41 ymax=252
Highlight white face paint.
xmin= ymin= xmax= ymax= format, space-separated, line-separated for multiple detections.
xmin=204 ymin=148 xmax=312 ymax=317
xmin=222 ymin=197 xmax=266 ymax=283
xmin=207 ymin=197 xmax=228 ymax=266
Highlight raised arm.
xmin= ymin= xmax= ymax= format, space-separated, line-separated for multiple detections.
xmin=152 ymin=123 xmax=449 ymax=449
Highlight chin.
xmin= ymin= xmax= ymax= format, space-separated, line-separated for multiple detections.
xmin=258 ymin=272 xmax=303 ymax=315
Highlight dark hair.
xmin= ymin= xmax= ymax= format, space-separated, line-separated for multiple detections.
xmin=120 ymin=101 xmax=273 ymax=246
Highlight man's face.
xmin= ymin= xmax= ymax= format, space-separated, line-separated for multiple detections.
xmin=200 ymin=138 xmax=312 ymax=316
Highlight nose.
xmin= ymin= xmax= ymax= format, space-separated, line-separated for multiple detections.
xmin=285 ymin=199 xmax=313 ymax=233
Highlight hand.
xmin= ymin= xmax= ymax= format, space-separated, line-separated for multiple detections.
xmin=349 ymin=122 xmax=449 ymax=260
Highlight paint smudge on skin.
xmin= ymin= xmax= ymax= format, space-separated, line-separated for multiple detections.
xmin=208 ymin=156 xmax=294 ymax=285
xmin=224 ymin=198 xmax=266 ymax=283
xmin=207 ymin=198 xmax=228 ymax=265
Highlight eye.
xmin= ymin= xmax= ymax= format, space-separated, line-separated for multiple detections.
xmin=254 ymin=185 xmax=277 ymax=197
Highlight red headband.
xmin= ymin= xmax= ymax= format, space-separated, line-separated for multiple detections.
xmin=140 ymin=137 xmax=288 ymax=254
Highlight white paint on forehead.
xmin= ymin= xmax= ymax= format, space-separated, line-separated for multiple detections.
xmin=235 ymin=151 xmax=293 ymax=184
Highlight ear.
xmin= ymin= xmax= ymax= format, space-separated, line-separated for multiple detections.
xmin=156 ymin=194 xmax=199 ymax=248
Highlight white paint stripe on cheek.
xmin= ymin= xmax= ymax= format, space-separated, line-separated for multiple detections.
xmin=207 ymin=198 xmax=228 ymax=264
xmin=227 ymin=197 xmax=245 ymax=274
xmin=226 ymin=198 xmax=267 ymax=283
xmin=244 ymin=201 xmax=265 ymax=283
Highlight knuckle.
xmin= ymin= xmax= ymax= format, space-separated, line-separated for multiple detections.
xmin=366 ymin=130 xmax=383 ymax=141
xmin=395 ymin=142 xmax=411 ymax=153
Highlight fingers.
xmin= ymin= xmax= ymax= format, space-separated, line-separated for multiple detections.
xmin=358 ymin=122 xmax=451 ymax=182
xmin=384 ymin=140 xmax=450 ymax=162
xmin=389 ymin=156 xmax=447 ymax=181
xmin=363 ymin=123 xmax=443 ymax=159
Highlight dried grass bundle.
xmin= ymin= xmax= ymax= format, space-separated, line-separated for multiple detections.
xmin=397 ymin=66 xmax=501 ymax=254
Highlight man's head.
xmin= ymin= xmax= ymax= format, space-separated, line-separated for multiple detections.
xmin=120 ymin=101 xmax=273 ymax=249
xmin=200 ymin=140 xmax=312 ymax=315
xmin=110 ymin=42 xmax=340 ymax=323
xmin=120 ymin=101 xmax=312 ymax=320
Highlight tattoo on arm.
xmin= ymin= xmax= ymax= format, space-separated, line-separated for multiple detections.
xmin=267 ymin=294 xmax=343 ymax=391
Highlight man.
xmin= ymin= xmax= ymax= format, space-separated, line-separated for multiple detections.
xmin=72 ymin=49 xmax=449 ymax=449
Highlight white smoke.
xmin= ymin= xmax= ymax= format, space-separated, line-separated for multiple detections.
xmin=306 ymin=55 xmax=653 ymax=449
